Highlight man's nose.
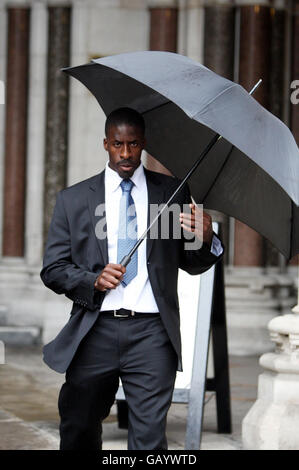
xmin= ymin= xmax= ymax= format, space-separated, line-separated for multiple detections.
xmin=121 ymin=144 xmax=131 ymax=158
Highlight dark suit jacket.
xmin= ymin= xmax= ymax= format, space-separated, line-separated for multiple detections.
xmin=40 ymin=168 xmax=223 ymax=373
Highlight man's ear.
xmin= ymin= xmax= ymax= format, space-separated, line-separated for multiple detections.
xmin=103 ymin=137 xmax=108 ymax=151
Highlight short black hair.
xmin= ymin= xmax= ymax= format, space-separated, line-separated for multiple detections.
xmin=105 ymin=107 xmax=145 ymax=137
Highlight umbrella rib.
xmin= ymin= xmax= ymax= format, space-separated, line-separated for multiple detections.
xmin=199 ymin=144 xmax=235 ymax=204
xmin=192 ymin=83 xmax=238 ymax=119
xmin=141 ymin=99 xmax=172 ymax=116
xmin=196 ymin=80 xmax=263 ymax=204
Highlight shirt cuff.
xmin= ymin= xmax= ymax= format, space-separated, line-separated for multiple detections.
xmin=210 ymin=234 xmax=223 ymax=257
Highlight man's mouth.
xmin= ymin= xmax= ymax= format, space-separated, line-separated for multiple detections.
xmin=119 ymin=163 xmax=134 ymax=171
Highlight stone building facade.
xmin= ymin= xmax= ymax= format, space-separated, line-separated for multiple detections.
xmin=0 ymin=0 xmax=298 ymax=353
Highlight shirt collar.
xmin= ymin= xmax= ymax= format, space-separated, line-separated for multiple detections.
xmin=105 ymin=161 xmax=145 ymax=192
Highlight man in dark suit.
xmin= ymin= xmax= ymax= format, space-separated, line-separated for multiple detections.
xmin=41 ymin=107 xmax=223 ymax=450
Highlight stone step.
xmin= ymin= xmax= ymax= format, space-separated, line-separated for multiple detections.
xmin=0 ymin=408 xmax=58 ymax=450
xmin=0 ymin=326 xmax=41 ymax=346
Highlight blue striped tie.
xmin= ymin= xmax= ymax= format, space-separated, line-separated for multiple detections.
xmin=117 ymin=179 xmax=138 ymax=286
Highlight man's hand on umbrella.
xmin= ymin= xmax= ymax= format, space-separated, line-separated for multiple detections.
xmin=179 ymin=203 xmax=213 ymax=247
xmin=94 ymin=263 xmax=126 ymax=291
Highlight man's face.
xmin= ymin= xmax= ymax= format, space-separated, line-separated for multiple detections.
xmin=103 ymin=123 xmax=145 ymax=179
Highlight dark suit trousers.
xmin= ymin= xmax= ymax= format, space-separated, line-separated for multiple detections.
xmin=58 ymin=313 xmax=178 ymax=450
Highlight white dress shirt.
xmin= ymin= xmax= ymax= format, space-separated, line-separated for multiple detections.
xmin=100 ymin=162 xmax=223 ymax=312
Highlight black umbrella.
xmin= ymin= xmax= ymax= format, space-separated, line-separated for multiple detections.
xmin=63 ymin=51 xmax=299 ymax=261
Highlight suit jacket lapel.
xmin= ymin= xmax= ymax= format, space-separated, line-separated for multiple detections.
xmin=144 ymin=168 xmax=166 ymax=261
xmin=87 ymin=169 xmax=108 ymax=266
xmin=87 ymin=167 xmax=165 ymax=266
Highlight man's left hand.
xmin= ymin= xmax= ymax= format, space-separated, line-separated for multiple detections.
xmin=179 ymin=203 xmax=213 ymax=247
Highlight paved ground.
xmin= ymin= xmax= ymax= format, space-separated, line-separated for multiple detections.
xmin=0 ymin=345 xmax=262 ymax=450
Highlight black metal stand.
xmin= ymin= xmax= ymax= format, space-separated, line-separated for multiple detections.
xmin=206 ymin=252 xmax=231 ymax=434
xmin=116 ymin=223 xmax=231 ymax=448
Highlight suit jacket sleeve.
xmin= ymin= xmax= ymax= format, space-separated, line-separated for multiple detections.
xmin=178 ymin=183 xmax=224 ymax=275
xmin=40 ymin=191 xmax=104 ymax=311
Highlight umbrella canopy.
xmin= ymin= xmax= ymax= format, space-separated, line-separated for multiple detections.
xmin=63 ymin=51 xmax=299 ymax=260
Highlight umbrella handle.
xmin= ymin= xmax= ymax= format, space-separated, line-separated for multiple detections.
xmin=120 ymin=255 xmax=131 ymax=268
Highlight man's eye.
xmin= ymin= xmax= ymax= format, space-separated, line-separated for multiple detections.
xmin=131 ymin=142 xmax=138 ymax=147
xmin=114 ymin=142 xmax=121 ymax=147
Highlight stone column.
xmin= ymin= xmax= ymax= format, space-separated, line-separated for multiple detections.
xmin=67 ymin=0 xmax=102 ymax=186
xmin=270 ymin=0 xmax=287 ymax=121
xmin=147 ymin=1 xmax=178 ymax=174
xmin=149 ymin=2 xmax=178 ymax=51
xmin=67 ymin=0 xmax=88 ymax=186
xmin=178 ymin=0 xmax=204 ymax=63
xmin=203 ymin=0 xmax=235 ymax=261
xmin=224 ymin=1 xmax=296 ymax=357
xmin=266 ymin=0 xmax=287 ymax=267
xmin=0 ymin=0 xmax=7 ymax=256
xmin=234 ymin=0 xmax=272 ymax=267
xmin=204 ymin=0 xmax=235 ymax=80
xmin=242 ymin=297 xmax=299 ymax=449
xmin=290 ymin=0 xmax=299 ymax=146
xmin=43 ymin=6 xmax=71 ymax=244
xmin=288 ymin=0 xmax=299 ymax=268
xmin=242 ymin=1 xmax=299 ymax=447
xmin=2 ymin=7 xmax=30 ymax=257
xmin=289 ymin=0 xmax=298 ymax=276
xmin=25 ymin=1 xmax=48 ymax=266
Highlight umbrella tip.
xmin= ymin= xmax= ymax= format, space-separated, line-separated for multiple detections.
xmin=249 ymin=79 xmax=262 ymax=95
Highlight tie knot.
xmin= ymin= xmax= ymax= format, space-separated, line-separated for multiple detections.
xmin=120 ymin=179 xmax=134 ymax=193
